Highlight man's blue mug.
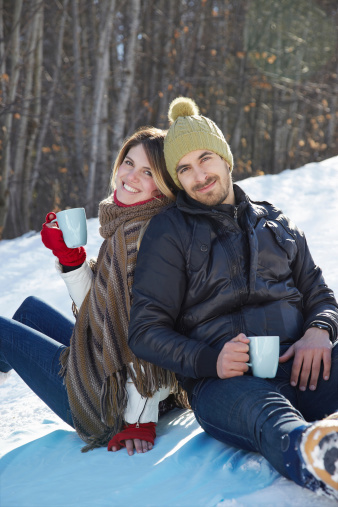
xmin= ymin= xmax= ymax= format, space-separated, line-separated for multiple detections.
xmin=247 ymin=335 xmax=280 ymax=378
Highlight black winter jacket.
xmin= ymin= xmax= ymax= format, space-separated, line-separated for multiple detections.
xmin=128 ymin=185 xmax=338 ymax=392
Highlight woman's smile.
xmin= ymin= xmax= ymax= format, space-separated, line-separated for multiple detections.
xmin=123 ymin=182 xmax=139 ymax=193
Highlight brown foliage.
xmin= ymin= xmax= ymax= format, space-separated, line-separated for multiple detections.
xmin=0 ymin=0 xmax=337 ymax=238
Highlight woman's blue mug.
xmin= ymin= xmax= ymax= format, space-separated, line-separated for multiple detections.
xmin=54 ymin=208 xmax=87 ymax=248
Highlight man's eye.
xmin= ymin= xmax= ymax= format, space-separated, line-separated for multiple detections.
xmin=179 ymin=167 xmax=188 ymax=174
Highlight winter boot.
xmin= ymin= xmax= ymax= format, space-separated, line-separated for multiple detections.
xmin=300 ymin=413 xmax=338 ymax=496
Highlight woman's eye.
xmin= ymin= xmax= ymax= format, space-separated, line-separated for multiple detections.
xmin=144 ymin=170 xmax=152 ymax=177
xmin=125 ymin=160 xmax=133 ymax=166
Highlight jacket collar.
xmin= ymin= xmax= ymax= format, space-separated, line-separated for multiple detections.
xmin=176 ymin=183 xmax=269 ymax=227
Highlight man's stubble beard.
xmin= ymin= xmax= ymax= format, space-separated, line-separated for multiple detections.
xmin=190 ymin=175 xmax=230 ymax=206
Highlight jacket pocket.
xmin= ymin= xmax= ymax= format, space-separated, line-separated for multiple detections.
xmin=265 ymin=221 xmax=297 ymax=258
xmin=256 ymin=220 xmax=297 ymax=281
xmin=188 ymin=220 xmax=211 ymax=272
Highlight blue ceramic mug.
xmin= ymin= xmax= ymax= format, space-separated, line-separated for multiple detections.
xmin=247 ymin=335 xmax=280 ymax=378
xmin=56 ymin=208 xmax=87 ymax=248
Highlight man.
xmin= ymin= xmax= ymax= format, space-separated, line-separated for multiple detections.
xmin=128 ymin=97 xmax=338 ymax=497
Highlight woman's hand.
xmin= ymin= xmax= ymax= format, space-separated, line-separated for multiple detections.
xmin=41 ymin=211 xmax=86 ymax=266
xmin=107 ymin=422 xmax=156 ymax=455
xmin=111 ymin=438 xmax=153 ymax=455
xmin=44 ymin=212 xmax=59 ymax=228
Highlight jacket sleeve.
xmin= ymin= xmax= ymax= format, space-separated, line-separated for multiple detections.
xmin=286 ymin=218 xmax=338 ymax=341
xmin=128 ymin=213 xmax=219 ymax=379
xmin=55 ymin=259 xmax=93 ymax=309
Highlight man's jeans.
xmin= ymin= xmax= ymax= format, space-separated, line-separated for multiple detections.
xmin=0 ymin=296 xmax=74 ymax=426
xmin=189 ymin=342 xmax=338 ymax=484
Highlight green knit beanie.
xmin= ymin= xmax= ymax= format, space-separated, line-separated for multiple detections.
xmin=164 ymin=97 xmax=233 ymax=189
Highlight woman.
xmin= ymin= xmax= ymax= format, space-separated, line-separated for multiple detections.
xmin=0 ymin=127 xmax=184 ymax=454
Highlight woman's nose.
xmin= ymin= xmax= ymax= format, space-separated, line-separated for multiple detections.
xmin=127 ymin=168 xmax=139 ymax=182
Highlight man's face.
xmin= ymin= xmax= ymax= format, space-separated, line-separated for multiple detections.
xmin=176 ymin=150 xmax=234 ymax=206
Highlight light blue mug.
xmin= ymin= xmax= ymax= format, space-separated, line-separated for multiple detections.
xmin=56 ymin=208 xmax=87 ymax=248
xmin=247 ymin=335 xmax=280 ymax=378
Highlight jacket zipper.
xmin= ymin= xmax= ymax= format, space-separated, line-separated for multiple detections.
xmin=211 ymin=208 xmax=241 ymax=231
xmin=234 ymin=205 xmax=239 ymax=222
xmin=215 ymin=218 xmax=247 ymax=302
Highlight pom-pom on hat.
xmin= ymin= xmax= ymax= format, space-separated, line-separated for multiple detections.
xmin=164 ymin=97 xmax=233 ymax=189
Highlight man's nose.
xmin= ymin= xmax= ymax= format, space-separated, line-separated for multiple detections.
xmin=192 ymin=165 xmax=208 ymax=181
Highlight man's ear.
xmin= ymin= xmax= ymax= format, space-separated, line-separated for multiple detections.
xmin=222 ymin=158 xmax=230 ymax=171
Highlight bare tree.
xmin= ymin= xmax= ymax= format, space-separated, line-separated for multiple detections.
xmin=86 ymin=0 xmax=115 ymax=216
xmin=22 ymin=1 xmax=44 ymax=231
xmin=10 ymin=1 xmax=44 ymax=236
xmin=0 ymin=0 xmax=23 ymax=238
xmin=0 ymin=0 xmax=337 ymax=239
xmin=29 ymin=0 xmax=70 ymax=222
xmin=71 ymin=0 xmax=84 ymax=177
xmin=111 ymin=0 xmax=141 ymax=159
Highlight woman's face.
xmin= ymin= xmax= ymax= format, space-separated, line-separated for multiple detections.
xmin=115 ymin=144 xmax=161 ymax=205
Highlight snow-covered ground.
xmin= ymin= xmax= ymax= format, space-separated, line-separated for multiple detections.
xmin=1 ymin=156 xmax=337 ymax=507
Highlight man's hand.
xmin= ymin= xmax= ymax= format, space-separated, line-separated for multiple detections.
xmin=279 ymin=328 xmax=332 ymax=391
xmin=216 ymin=333 xmax=250 ymax=379
xmin=111 ymin=438 xmax=153 ymax=456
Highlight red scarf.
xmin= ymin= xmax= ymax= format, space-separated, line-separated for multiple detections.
xmin=113 ymin=190 xmax=165 ymax=208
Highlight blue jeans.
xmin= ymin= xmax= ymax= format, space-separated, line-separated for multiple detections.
xmin=0 ymin=296 xmax=74 ymax=427
xmin=189 ymin=342 xmax=338 ymax=485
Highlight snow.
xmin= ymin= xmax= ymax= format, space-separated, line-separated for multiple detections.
xmin=1 ymin=156 xmax=338 ymax=507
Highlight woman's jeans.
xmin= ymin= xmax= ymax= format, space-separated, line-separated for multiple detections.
xmin=0 ymin=296 xmax=74 ymax=427
xmin=189 ymin=342 xmax=338 ymax=485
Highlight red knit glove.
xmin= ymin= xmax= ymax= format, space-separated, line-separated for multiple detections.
xmin=41 ymin=212 xmax=86 ymax=266
xmin=107 ymin=423 xmax=156 ymax=452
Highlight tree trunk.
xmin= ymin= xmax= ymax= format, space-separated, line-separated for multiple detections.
xmin=71 ymin=0 xmax=84 ymax=177
xmin=230 ymin=55 xmax=248 ymax=153
xmin=111 ymin=0 xmax=140 ymax=160
xmin=86 ymin=0 xmax=115 ymax=216
xmin=326 ymin=59 xmax=338 ymax=150
xmin=97 ymin=46 xmax=110 ymax=203
xmin=10 ymin=1 xmax=42 ymax=237
xmin=30 ymin=0 xmax=70 ymax=206
xmin=0 ymin=0 xmax=23 ymax=239
xmin=22 ymin=2 xmax=44 ymax=231
xmin=0 ymin=0 xmax=7 ymax=104
xmin=156 ymin=0 xmax=178 ymax=126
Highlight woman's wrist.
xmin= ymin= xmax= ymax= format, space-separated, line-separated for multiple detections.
xmin=61 ymin=263 xmax=84 ymax=273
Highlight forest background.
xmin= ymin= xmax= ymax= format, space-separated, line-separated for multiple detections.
xmin=0 ymin=0 xmax=337 ymax=239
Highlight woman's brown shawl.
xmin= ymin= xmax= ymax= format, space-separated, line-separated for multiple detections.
xmin=60 ymin=195 xmax=178 ymax=451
